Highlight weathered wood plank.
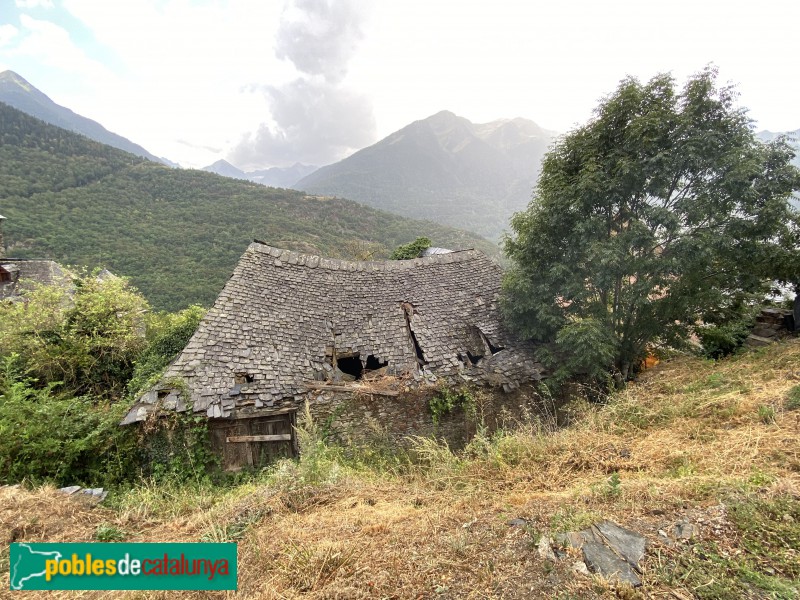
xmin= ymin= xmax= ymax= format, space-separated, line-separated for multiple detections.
xmin=226 ymin=434 xmax=292 ymax=443
xmin=302 ymin=382 xmax=399 ymax=396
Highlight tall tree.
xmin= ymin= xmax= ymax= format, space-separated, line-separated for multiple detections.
xmin=503 ymin=68 xmax=800 ymax=384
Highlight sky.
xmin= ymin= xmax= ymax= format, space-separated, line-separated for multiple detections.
xmin=0 ymin=0 xmax=798 ymax=170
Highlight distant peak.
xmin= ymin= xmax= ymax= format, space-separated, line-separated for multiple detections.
xmin=0 ymin=70 xmax=34 ymax=91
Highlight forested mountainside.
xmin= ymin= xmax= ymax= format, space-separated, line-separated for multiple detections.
xmin=0 ymin=102 xmax=496 ymax=311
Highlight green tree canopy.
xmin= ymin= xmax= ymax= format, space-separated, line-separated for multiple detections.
xmin=503 ymin=68 xmax=800 ymax=385
xmin=390 ymin=237 xmax=432 ymax=260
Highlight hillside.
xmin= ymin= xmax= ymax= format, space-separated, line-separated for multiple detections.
xmin=2 ymin=339 xmax=798 ymax=598
xmin=0 ymin=102 xmax=497 ymax=311
xmin=0 ymin=70 xmax=165 ymax=164
xmin=296 ymin=110 xmax=556 ymax=240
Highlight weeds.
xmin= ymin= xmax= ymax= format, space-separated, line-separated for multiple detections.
xmin=94 ymin=523 xmax=126 ymax=542
xmin=758 ymin=404 xmax=777 ymax=424
xmin=786 ymin=384 xmax=800 ymax=411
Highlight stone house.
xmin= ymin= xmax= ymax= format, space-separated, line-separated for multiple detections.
xmin=122 ymin=241 xmax=545 ymax=470
xmin=0 ymin=215 xmax=73 ymax=301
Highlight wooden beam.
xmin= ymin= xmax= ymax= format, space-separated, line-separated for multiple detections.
xmin=226 ymin=434 xmax=292 ymax=443
xmin=302 ymin=382 xmax=399 ymax=396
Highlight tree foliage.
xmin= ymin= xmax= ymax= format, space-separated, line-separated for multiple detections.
xmin=390 ymin=237 xmax=432 ymax=260
xmin=503 ymin=69 xmax=800 ymax=384
xmin=0 ymin=273 xmax=149 ymax=398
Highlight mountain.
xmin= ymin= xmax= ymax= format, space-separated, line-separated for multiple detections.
xmin=0 ymin=70 xmax=164 ymax=164
xmin=0 ymin=102 xmax=496 ymax=311
xmin=202 ymin=160 xmax=318 ymax=188
xmin=202 ymin=159 xmax=248 ymax=180
xmin=295 ymin=110 xmax=556 ymax=240
xmin=247 ymin=163 xmax=318 ymax=188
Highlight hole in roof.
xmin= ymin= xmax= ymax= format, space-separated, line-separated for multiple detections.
xmin=336 ymin=354 xmax=364 ymax=380
xmin=401 ymin=302 xmax=428 ymax=366
xmin=466 ymin=351 xmax=483 ymax=366
xmin=235 ymin=373 xmax=254 ymax=384
xmin=365 ymin=354 xmax=388 ymax=371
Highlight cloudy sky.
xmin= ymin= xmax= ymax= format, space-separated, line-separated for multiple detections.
xmin=1 ymin=0 xmax=797 ymax=170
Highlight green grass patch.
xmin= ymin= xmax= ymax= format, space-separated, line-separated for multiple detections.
xmin=656 ymin=493 xmax=800 ymax=599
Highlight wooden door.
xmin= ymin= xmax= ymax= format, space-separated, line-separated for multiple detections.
xmin=210 ymin=412 xmax=297 ymax=471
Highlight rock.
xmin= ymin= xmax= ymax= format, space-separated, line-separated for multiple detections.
xmin=595 ymin=521 xmax=647 ymax=565
xmin=58 ymin=486 xmax=108 ymax=504
xmin=571 ymin=560 xmax=590 ymax=576
xmin=581 ymin=538 xmax=641 ymax=587
xmin=751 ymin=326 xmax=777 ymax=338
xmin=745 ymin=334 xmax=773 ymax=347
xmin=672 ymin=520 xmax=699 ymax=540
xmin=537 ymin=536 xmax=557 ymax=561
xmin=555 ymin=520 xmax=646 ymax=587
xmin=507 ymin=518 xmax=527 ymax=527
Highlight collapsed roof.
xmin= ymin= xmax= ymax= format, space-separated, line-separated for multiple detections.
xmin=122 ymin=242 xmax=544 ymax=425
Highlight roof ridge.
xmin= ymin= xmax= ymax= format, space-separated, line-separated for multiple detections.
xmin=248 ymin=241 xmax=483 ymax=272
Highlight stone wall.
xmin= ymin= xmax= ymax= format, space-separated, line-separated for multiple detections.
xmin=746 ymin=307 xmax=795 ymax=347
xmin=304 ymin=383 xmax=548 ymax=450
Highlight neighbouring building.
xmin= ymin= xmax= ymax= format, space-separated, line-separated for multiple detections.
xmin=0 ymin=217 xmax=73 ymax=301
xmin=122 ymin=241 xmax=546 ymax=470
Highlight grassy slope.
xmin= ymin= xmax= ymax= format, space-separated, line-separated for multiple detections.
xmin=0 ymin=103 xmax=498 ymax=311
xmin=1 ymin=339 xmax=799 ymax=599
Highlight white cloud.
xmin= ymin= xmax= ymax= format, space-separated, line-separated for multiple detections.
xmin=14 ymin=15 xmax=114 ymax=82
xmin=0 ymin=24 xmax=19 ymax=48
xmin=5 ymin=0 xmax=798 ymax=168
xmin=15 ymin=0 xmax=55 ymax=8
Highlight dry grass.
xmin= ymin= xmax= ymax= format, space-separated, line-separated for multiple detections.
xmin=1 ymin=339 xmax=799 ymax=599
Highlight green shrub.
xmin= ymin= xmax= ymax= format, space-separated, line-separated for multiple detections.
xmin=389 ymin=237 xmax=432 ymax=260
xmin=786 ymin=385 xmax=800 ymax=411
xmin=0 ymin=356 xmax=139 ymax=486
xmin=127 ymin=305 xmax=205 ymax=398
xmin=428 ymin=386 xmax=475 ymax=425
xmin=0 ymin=274 xmax=149 ymax=399
xmin=696 ymin=308 xmax=758 ymax=359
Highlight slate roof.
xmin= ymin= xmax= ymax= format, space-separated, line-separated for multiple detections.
xmin=0 ymin=259 xmax=71 ymax=300
xmin=122 ymin=242 xmax=543 ymax=424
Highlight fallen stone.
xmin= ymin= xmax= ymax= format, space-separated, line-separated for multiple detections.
xmin=571 ymin=560 xmax=590 ymax=576
xmin=594 ymin=520 xmax=647 ymax=565
xmin=537 ymin=536 xmax=557 ymax=561
xmin=555 ymin=520 xmax=646 ymax=587
xmin=751 ymin=326 xmax=777 ymax=338
xmin=581 ymin=538 xmax=641 ymax=587
xmin=58 ymin=486 xmax=108 ymax=504
xmin=672 ymin=520 xmax=699 ymax=540
xmin=745 ymin=334 xmax=773 ymax=347
xmin=507 ymin=518 xmax=528 ymax=527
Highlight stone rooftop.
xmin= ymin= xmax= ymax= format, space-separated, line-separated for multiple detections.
xmin=122 ymin=242 xmax=544 ymax=424
xmin=0 ymin=259 xmax=71 ymax=300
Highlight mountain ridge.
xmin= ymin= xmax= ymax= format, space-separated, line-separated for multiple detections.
xmin=295 ymin=111 xmax=556 ymax=240
xmin=202 ymin=160 xmax=318 ymax=188
xmin=0 ymin=70 xmax=165 ymax=164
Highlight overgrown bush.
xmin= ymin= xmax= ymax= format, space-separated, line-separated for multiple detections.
xmin=0 ymin=273 xmax=149 ymax=398
xmin=696 ymin=307 xmax=759 ymax=359
xmin=0 ymin=355 xmax=139 ymax=486
xmin=127 ymin=305 xmax=205 ymax=398
xmin=139 ymin=410 xmax=217 ymax=484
